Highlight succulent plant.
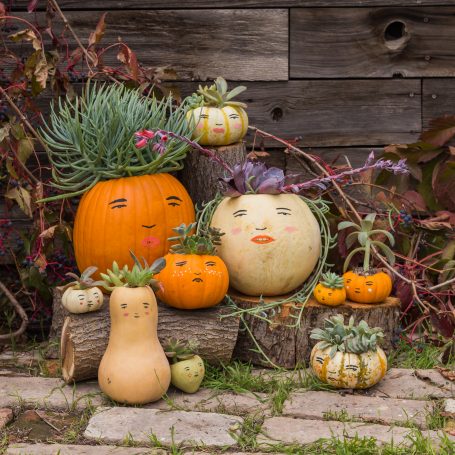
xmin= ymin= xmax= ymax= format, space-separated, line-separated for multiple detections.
xmin=65 ymin=266 xmax=104 ymax=290
xmin=100 ymin=251 xmax=166 ymax=291
xmin=168 ymin=222 xmax=223 ymax=255
xmin=338 ymin=213 xmax=395 ymax=273
xmin=192 ymin=76 xmax=247 ymax=109
xmin=320 ymin=272 xmax=345 ymax=290
xmin=310 ymin=315 xmax=384 ymax=358
xmin=164 ymin=338 xmax=199 ymax=363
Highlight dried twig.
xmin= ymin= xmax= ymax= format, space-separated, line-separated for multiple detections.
xmin=0 ymin=281 xmax=28 ymax=341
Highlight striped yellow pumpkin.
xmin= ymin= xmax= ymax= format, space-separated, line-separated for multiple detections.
xmin=310 ymin=342 xmax=387 ymax=389
xmin=187 ymin=106 xmax=248 ymax=146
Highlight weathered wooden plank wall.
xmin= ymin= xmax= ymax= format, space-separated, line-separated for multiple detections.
xmin=3 ymin=0 xmax=455 ymax=264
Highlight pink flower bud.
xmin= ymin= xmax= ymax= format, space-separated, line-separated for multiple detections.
xmin=160 ymin=135 xmax=168 ymax=142
xmin=135 ymin=138 xmax=148 ymax=149
xmin=142 ymin=130 xmax=155 ymax=139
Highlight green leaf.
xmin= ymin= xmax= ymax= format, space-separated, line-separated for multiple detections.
xmin=343 ymin=247 xmax=365 ymax=272
xmin=371 ymin=241 xmax=396 ymax=265
xmin=5 ymin=186 xmax=32 ymax=217
xmin=338 ymin=221 xmax=360 ymax=231
xmin=18 ymin=137 xmax=34 ymax=164
xmin=225 ymin=85 xmax=247 ymax=101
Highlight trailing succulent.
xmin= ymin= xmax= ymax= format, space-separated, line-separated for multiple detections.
xmin=310 ymin=315 xmax=384 ymax=358
xmin=320 ymin=272 xmax=345 ymax=290
xmin=187 ymin=76 xmax=247 ymax=109
xmin=101 ymin=251 xmax=166 ymax=291
xmin=169 ymin=222 xmax=223 ymax=255
xmin=164 ymin=338 xmax=199 ymax=363
xmin=64 ymin=266 xmax=104 ymax=290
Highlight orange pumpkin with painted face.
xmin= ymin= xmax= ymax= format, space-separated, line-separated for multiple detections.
xmin=156 ymin=223 xmax=229 ymax=309
xmin=343 ymin=270 xmax=392 ymax=304
xmin=73 ymin=174 xmax=195 ymax=280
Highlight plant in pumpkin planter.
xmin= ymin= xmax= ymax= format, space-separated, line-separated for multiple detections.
xmin=62 ymin=266 xmax=104 ymax=314
xmin=39 ymin=83 xmax=195 ymax=279
xmin=338 ymin=213 xmax=394 ymax=304
xmin=155 ymin=223 xmax=229 ymax=310
xmin=313 ymin=272 xmax=346 ymax=307
xmin=186 ymin=77 xmax=248 ymax=146
xmin=310 ymin=315 xmax=387 ymax=389
xmin=98 ymin=253 xmax=170 ymax=404
xmin=164 ymin=338 xmax=205 ymax=393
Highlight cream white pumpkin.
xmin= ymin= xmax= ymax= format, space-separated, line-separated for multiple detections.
xmin=187 ymin=106 xmax=248 ymax=146
xmin=61 ymin=286 xmax=103 ymax=314
xmin=310 ymin=342 xmax=387 ymax=389
xmin=98 ymin=286 xmax=171 ymax=404
xmin=210 ymin=194 xmax=321 ymax=296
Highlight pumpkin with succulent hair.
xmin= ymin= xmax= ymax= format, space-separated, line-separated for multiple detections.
xmin=187 ymin=77 xmax=248 ymax=146
xmin=156 ymin=223 xmax=229 ymax=310
xmin=310 ymin=315 xmax=387 ymax=389
xmin=313 ymin=272 xmax=346 ymax=306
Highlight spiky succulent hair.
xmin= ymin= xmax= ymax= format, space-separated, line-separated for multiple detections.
xmin=168 ymin=223 xmax=223 ymax=255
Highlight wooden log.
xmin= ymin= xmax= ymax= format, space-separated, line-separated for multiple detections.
xmin=232 ymin=292 xmax=401 ymax=369
xmin=180 ymin=142 xmax=247 ymax=207
xmin=54 ymin=287 xmax=239 ymax=383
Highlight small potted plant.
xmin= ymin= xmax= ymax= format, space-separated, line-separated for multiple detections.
xmin=310 ymin=315 xmax=387 ymax=389
xmin=164 ymin=338 xmax=205 ymax=393
xmin=338 ymin=213 xmax=394 ymax=303
xmin=155 ymin=223 xmax=229 ymax=310
xmin=313 ymin=272 xmax=346 ymax=306
xmin=62 ymin=267 xmax=104 ymax=314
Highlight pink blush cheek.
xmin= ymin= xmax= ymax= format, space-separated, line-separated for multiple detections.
xmin=145 ymin=311 xmax=150 ymax=315
xmin=233 ymin=122 xmax=242 ymax=130
xmin=285 ymin=226 xmax=298 ymax=233
xmin=231 ymin=227 xmax=242 ymax=235
xmin=123 ymin=313 xmax=129 ymax=317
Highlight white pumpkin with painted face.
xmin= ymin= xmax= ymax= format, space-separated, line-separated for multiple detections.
xmin=187 ymin=105 xmax=248 ymax=146
xmin=62 ymin=286 xmax=103 ymax=314
xmin=310 ymin=342 xmax=387 ymax=389
xmin=210 ymin=194 xmax=321 ymax=296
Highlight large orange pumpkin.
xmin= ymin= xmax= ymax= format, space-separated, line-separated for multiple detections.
xmin=156 ymin=254 xmax=229 ymax=310
xmin=73 ymin=174 xmax=195 ymax=279
xmin=343 ymin=270 xmax=392 ymax=304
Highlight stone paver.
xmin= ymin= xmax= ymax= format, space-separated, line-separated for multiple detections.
xmin=0 ymin=408 xmax=13 ymax=429
xmin=258 ymin=417 xmax=455 ymax=447
xmin=0 ymin=377 xmax=104 ymax=410
xmin=366 ymin=368 xmax=454 ymax=399
xmin=6 ymin=444 xmax=165 ymax=454
xmin=283 ymin=391 xmax=431 ymax=428
xmin=444 ymin=398 xmax=455 ymax=417
xmin=84 ymin=407 xmax=243 ymax=448
xmin=415 ymin=369 xmax=455 ymax=391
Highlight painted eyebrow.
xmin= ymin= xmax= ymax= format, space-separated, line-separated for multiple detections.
xmin=166 ymin=196 xmax=182 ymax=201
xmin=229 ymin=113 xmax=239 ymax=118
xmin=120 ymin=303 xmax=128 ymax=308
xmin=233 ymin=209 xmax=247 ymax=215
xmin=276 ymin=207 xmax=291 ymax=211
xmin=176 ymin=261 xmax=187 ymax=266
xmin=109 ymin=198 xmax=127 ymax=205
xmin=199 ymin=114 xmax=209 ymax=118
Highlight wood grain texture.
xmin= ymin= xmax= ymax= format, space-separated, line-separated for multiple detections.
xmin=422 ymin=78 xmax=455 ymax=128
xmin=291 ymin=7 xmax=455 ymax=78
xmin=232 ymin=293 xmax=401 ymax=368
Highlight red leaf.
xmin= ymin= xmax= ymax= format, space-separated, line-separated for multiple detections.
xmin=430 ymin=310 xmax=455 ymax=338
xmin=421 ymin=115 xmax=455 ymax=147
xmin=117 ymin=45 xmax=139 ymax=81
xmin=88 ymin=12 xmax=107 ymax=48
xmin=432 ymin=157 xmax=455 ymax=211
xmin=402 ymin=190 xmax=427 ymax=211
xmin=0 ymin=2 xmax=6 ymax=17
xmin=27 ymin=0 xmax=39 ymax=13
xmin=395 ymin=281 xmax=413 ymax=311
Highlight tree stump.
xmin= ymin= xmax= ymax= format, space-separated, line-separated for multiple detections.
xmin=231 ymin=292 xmax=401 ymax=369
xmin=53 ymin=287 xmax=240 ymax=383
xmin=180 ymin=142 xmax=246 ymax=207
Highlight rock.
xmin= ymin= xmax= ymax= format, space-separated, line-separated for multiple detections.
xmin=0 ymin=408 xmax=13 ymax=429
xmin=6 ymin=444 xmax=166 ymax=454
xmin=84 ymin=407 xmax=243 ymax=448
xmin=0 ymin=377 xmax=104 ymax=410
xmin=365 ymin=368 xmax=454 ymax=399
xmin=415 ymin=369 xmax=455 ymax=391
xmin=258 ymin=417 xmax=455 ymax=447
xmin=283 ymin=391 xmax=431 ymax=428
xmin=443 ymin=399 xmax=455 ymax=417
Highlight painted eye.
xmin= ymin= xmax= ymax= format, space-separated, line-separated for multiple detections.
xmin=233 ymin=210 xmax=247 ymax=217
xmin=277 ymin=212 xmax=291 ymax=216
xmin=166 ymin=196 xmax=182 ymax=207
xmin=205 ymin=261 xmax=216 ymax=267
xmin=143 ymin=303 xmax=150 ymax=308
xmin=184 ymin=367 xmax=190 ymax=371
xmin=176 ymin=261 xmax=187 ymax=267
xmin=315 ymin=356 xmax=324 ymax=365
xmin=120 ymin=304 xmax=128 ymax=309
xmin=366 ymin=281 xmax=374 ymax=286
xmin=346 ymin=279 xmax=352 ymax=283
xmin=199 ymin=114 xmax=209 ymax=119
xmin=229 ymin=114 xmax=240 ymax=119
xmin=345 ymin=365 xmax=359 ymax=371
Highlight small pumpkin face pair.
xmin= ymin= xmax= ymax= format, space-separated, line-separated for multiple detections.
xmin=170 ymin=355 xmax=205 ymax=394
xmin=62 ymin=286 xmax=103 ymax=314
xmin=344 ymin=270 xmax=392 ymax=304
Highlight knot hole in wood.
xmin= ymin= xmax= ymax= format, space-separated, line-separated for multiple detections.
xmin=383 ymin=20 xmax=409 ymax=52
xmin=271 ymin=107 xmax=283 ymax=122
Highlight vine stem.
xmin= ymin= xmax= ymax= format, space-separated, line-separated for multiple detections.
xmin=0 ymin=281 xmax=28 ymax=341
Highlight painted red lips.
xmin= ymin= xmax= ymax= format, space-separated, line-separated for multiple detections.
xmin=251 ymin=235 xmax=275 ymax=244
xmin=213 ymin=127 xmax=225 ymax=133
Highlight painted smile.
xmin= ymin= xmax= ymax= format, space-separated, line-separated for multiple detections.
xmin=192 ymin=278 xmax=203 ymax=283
xmin=251 ymin=235 xmax=275 ymax=244
xmin=141 ymin=236 xmax=160 ymax=248
xmin=213 ymin=127 xmax=225 ymax=133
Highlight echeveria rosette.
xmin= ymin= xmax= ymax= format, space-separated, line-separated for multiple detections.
xmin=168 ymin=222 xmax=224 ymax=255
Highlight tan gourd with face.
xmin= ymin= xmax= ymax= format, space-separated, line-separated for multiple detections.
xmin=210 ymin=194 xmax=321 ymax=296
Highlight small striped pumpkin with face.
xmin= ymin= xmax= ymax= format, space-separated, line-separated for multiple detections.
xmin=187 ymin=77 xmax=248 ymax=146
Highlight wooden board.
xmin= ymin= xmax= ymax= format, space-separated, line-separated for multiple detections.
xmin=291 ymin=7 xmax=455 ymax=78
xmin=232 ymin=292 xmax=401 ymax=368
xmin=10 ymin=10 xmax=288 ymax=81
xmin=422 ymin=78 xmax=455 ymax=129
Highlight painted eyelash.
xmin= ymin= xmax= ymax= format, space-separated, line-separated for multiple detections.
xmin=234 ymin=213 xmax=247 ymax=217
xmin=120 ymin=304 xmax=128 ymax=308
xmin=199 ymin=114 xmax=209 ymax=118
xmin=111 ymin=204 xmax=127 ymax=209
xmin=176 ymin=261 xmax=187 ymax=266
xmin=206 ymin=262 xmax=216 ymax=266
xmin=168 ymin=202 xmax=180 ymax=207
xmin=277 ymin=212 xmax=291 ymax=216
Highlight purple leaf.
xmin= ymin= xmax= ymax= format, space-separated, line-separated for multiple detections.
xmin=27 ymin=0 xmax=39 ymax=13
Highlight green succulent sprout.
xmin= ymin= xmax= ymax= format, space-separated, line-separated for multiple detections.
xmin=65 ymin=266 xmax=104 ymax=290
xmin=195 ymin=76 xmax=247 ymax=109
xmin=164 ymin=338 xmax=199 ymax=363
xmin=100 ymin=251 xmax=165 ymax=291
xmin=320 ymin=272 xmax=344 ymax=289
xmin=168 ymin=222 xmax=224 ymax=255
xmin=310 ymin=315 xmax=384 ymax=358
xmin=338 ymin=213 xmax=395 ymax=273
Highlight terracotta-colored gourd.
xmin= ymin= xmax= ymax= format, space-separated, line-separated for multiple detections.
xmin=98 ymin=256 xmax=170 ymax=404
xmin=313 ymin=272 xmax=346 ymax=306
xmin=61 ymin=267 xmax=104 ymax=314
xmin=73 ymin=174 xmax=195 ymax=280
xmin=344 ymin=270 xmax=392 ymax=304
xmin=156 ymin=223 xmax=229 ymax=309
xmin=310 ymin=315 xmax=387 ymax=389
xmin=187 ymin=77 xmax=248 ymax=146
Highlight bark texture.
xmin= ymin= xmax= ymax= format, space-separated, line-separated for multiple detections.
xmin=54 ymin=287 xmax=239 ymax=383
xmin=232 ymin=292 xmax=401 ymax=368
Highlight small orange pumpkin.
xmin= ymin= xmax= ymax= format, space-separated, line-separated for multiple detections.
xmin=73 ymin=174 xmax=195 ymax=280
xmin=313 ymin=272 xmax=346 ymax=306
xmin=343 ymin=270 xmax=392 ymax=304
xmin=156 ymin=223 xmax=229 ymax=310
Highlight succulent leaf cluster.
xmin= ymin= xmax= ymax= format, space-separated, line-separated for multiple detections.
xmin=164 ymin=338 xmax=199 ymax=363
xmin=320 ymin=272 xmax=345 ymax=290
xmin=310 ymin=315 xmax=384 ymax=358
xmin=338 ymin=213 xmax=396 ymax=272
xmin=169 ymin=222 xmax=223 ymax=255
xmin=39 ymin=83 xmax=193 ymax=201
xmin=101 ymin=251 xmax=166 ymax=291
xmin=195 ymin=77 xmax=247 ymax=109
xmin=65 ymin=266 xmax=104 ymax=290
